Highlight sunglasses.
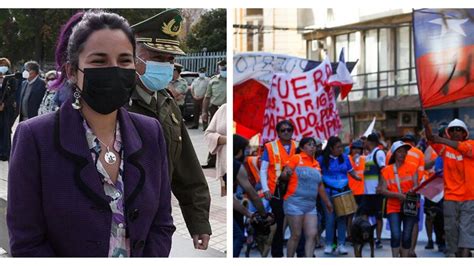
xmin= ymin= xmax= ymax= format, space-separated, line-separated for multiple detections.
xmin=449 ymin=127 xmax=465 ymax=132
xmin=279 ymin=128 xmax=293 ymax=133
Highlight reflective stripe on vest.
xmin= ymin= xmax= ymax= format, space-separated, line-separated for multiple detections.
xmin=270 ymin=141 xmax=282 ymax=178
xmin=247 ymin=156 xmax=260 ymax=183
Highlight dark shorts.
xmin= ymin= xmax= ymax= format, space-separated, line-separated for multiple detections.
xmin=358 ymin=194 xmax=384 ymax=218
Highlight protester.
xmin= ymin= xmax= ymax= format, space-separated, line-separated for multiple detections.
xmin=189 ymin=66 xmax=209 ymax=129
xmin=38 ymin=70 xmax=59 ymax=115
xmin=233 ymin=134 xmax=273 ymax=257
xmin=401 ymin=134 xmax=425 ymax=257
xmin=423 ymin=116 xmax=474 ymax=257
xmin=359 ymin=132 xmax=385 ymax=248
xmin=126 ymin=9 xmax=212 ymax=249
xmin=378 ymin=141 xmax=419 ymax=257
xmin=318 ymin=136 xmax=361 ymax=255
xmin=281 ymin=137 xmax=333 ymax=257
xmin=260 ymin=120 xmax=297 ymax=257
xmin=204 ymin=103 xmax=227 ymax=196
xmin=18 ymin=60 xmax=46 ymax=121
xmin=0 ymin=57 xmax=18 ymax=161
xmin=7 ymin=10 xmax=174 ymax=257
xmin=347 ymin=139 xmax=365 ymax=241
xmin=423 ymin=125 xmax=446 ymax=253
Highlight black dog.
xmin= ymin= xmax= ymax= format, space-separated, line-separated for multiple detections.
xmin=351 ymin=217 xmax=375 ymax=257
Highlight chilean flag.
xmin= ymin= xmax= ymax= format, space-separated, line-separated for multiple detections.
xmin=327 ymin=48 xmax=354 ymax=100
xmin=414 ymin=9 xmax=474 ymax=108
xmin=414 ymin=174 xmax=444 ymax=203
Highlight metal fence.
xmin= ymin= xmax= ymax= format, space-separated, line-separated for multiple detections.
xmin=176 ymin=51 xmax=226 ymax=77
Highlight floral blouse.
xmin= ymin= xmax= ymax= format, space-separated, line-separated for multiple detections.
xmin=83 ymin=119 xmax=130 ymax=257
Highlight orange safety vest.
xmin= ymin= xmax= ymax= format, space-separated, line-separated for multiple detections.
xmin=382 ymin=162 xmax=417 ymax=214
xmin=386 ymin=144 xmax=425 ymax=183
xmin=432 ymin=140 xmax=474 ymax=201
xmin=348 ymin=155 xmax=365 ymax=195
xmin=265 ymin=139 xmax=297 ymax=194
xmin=245 ymin=156 xmax=265 ymax=198
xmin=284 ymin=153 xmax=321 ymax=200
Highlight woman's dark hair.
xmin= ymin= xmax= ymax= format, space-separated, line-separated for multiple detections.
xmin=321 ymin=136 xmax=343 ymax=170
xmin=276 ymin=120 xmax=294 ymax=132
xmin=233 ymin=134 xmax=249 ymax=157
xmin=296 ymin=137 xmax=316 ymax=154
xmin=52 ymin=12 xmax=85 ymax=90
xmin=59 ymin=10 xmax=136 ymax=78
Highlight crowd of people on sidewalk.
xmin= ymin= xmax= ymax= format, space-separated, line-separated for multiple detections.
xmin=233 ymin=116 xmax=474 ymax=258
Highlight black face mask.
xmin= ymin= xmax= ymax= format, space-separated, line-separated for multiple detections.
xmin=78 ymin=67 xmax=136 ymax=114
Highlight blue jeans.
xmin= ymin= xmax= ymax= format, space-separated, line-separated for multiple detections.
xmin=323 ymin=198 xmax=346 ymax=246
xmin=233 ymin=218 xmax=245 ymax=257
xmin=387 ymin=212 xmax=418 ymax=249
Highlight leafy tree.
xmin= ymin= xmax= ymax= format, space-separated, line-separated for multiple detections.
xmin=184 ymin=9 xmax=226 ymax=53
xmin=0 ymin=8 xmax=167 ymax=71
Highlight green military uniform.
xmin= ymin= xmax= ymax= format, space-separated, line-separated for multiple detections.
xmin=206 ymin=75 xmax=226 ymax=107
xmin=168 ymin=77 xmax=188 ymax=106
xmin=128 ymin=9 xmax=211 ymax=237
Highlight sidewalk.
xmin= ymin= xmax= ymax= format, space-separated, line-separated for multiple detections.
xmin=0 ymin=118 xmax=226 ymax=257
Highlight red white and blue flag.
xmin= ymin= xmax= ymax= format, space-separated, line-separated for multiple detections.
xmin=413 ymin=9 xmax=474 ymax=108
xmin=327 ymin=48 xmax=354 ymax=100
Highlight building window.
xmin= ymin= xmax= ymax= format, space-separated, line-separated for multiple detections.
xmin=396 ymin=26 xmax=413 ymax=96
xmin=365 ymin=29 xmax=378 ymax=99
xmin=245 ymin=19 xmax=264 ymax=52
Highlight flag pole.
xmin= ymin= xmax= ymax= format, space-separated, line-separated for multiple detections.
xmin=346 ymin=95 xmax=354 ymax=140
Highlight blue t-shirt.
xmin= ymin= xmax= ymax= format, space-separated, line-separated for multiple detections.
xmin=317 ymin=154 xmax=353 ymax=193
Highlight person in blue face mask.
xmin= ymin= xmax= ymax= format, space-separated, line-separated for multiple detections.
xmin=126 ymin=9 xmax=212 ymax=251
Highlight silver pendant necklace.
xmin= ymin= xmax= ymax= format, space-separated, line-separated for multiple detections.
xmin=96 ymin=137 xmax=117 ymax=165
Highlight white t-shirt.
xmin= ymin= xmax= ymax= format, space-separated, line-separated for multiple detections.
xmin=364 ymin=148 xmax=386 ymax=194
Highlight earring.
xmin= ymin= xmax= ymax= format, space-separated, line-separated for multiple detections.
xmin=72 ymin=87 xmax=82 ymax=110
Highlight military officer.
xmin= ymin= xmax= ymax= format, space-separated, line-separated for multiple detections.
xmin=168 ymin=63 xmax=188 ymax=115
xmin=127 ymin=9 xmax=212 ymax=250
xmin=202 ymin=59 xmax=226 ymax=130
xmin=189 ymin=66 xmax=209 ymax=130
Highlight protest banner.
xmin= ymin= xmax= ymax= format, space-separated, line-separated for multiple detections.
xmin=261 ymin=57 xmax=342 ymax=142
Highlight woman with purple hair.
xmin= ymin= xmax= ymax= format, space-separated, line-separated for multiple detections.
xmin=7 ymin=10 xmax=174 ymax=257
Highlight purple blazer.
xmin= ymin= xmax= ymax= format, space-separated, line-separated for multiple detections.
xmin=7 ymin=99 xmax=175 ymax=257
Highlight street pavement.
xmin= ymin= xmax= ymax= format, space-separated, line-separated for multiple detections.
xmin=0 ymin=117 xmax=226 ymax=257
xmin=243 ymin=233 xmax=446 ymax=258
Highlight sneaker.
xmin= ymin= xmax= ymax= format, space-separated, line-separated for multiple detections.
xmin=324 ymin=245 xmax=333 ymax=254
xmin=336 ymin=244 xmax=348 ymax=255
xmin=375 ymin=240 xmax=383 ymax=249
xmin=438 ymin=244 xmax=446 ymax=253
xmin=425 ymin=240 xmax=434 ymax=249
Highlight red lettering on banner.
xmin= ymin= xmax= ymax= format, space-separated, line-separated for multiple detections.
xmin=282 ymin=101 xmax=296 ymax=116
xmin=296 ymin=102 xmax=302 ymax=114
xmin=276 ymin=76 xmax=289 ymax=98
xmin=304 ymin=99 xmax=314 ymax=112
xmin=316 ymin=94 xmax=327 ymax=109
xmin=291 ymin=76 xmax=309 ymax=99
xmin=312 ymin=70 xmax=324 ymax=89
xmin=296 ymin=116 xmax=308 ymax=133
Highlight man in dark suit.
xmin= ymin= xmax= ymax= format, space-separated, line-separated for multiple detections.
xmin=18 ymin=61 xmax=46 ymax=121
